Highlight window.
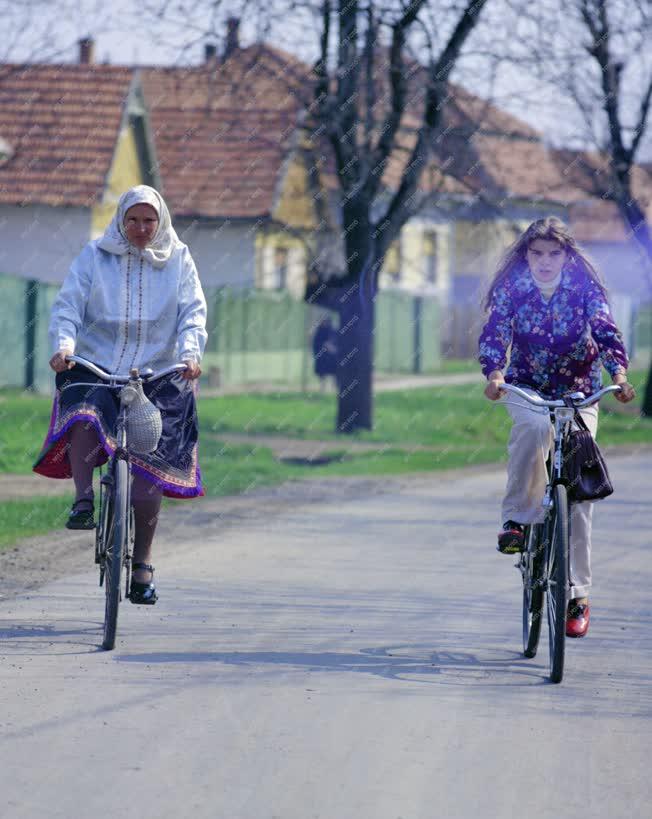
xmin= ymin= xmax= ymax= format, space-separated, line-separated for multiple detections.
xmin=273 ymin=246 xmax=289 ymax=289
xmin=423 ymin=231 xmax=438 ymax=284
xmin=384 ymin=240 xmax=401 ymax=283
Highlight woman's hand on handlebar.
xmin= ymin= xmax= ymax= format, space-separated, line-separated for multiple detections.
xmin=181 ymin=359 xmax=202 ymax=380
xmin=612 ymin=371 xmax=636 ymax=404
xmin=49 ymin=350 xmax=75 ymax=373
xmin=484 ymin=370 xmax=506 ymax=401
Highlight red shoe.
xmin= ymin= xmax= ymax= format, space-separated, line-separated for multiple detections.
xmin=497 ymin=520 xmax=525 ymax=554
xmin=566 ymin=600 xmax=590 ymax=638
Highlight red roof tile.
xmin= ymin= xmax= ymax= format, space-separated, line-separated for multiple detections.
xmin=140 ymin=46 xmax=308 ymax=218
xmin=548 ymin=149 xmax=652 ymax=241
xmin=142 ymin=45 xmax=543 ymax=218
xmin=3 ymin=48 xmax=651 ymax=241
xmin=0 ymin=64 xmax=133 ymax=207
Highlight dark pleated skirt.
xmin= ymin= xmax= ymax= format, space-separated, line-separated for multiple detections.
xmin=33 ymin=365 xmax=203 ymax=499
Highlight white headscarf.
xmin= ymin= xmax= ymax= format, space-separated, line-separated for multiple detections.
xmin=98 ymin=185 xmax=181 ymax=268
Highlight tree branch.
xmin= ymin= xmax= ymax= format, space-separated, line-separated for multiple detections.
xmin=630 ymin=74 xmax=652 ymax=159
xmin=365 ymin=0 xmax=428 ymax=204
xmin=363 ymin=3 xmax=376 ymax=159
xmin=580 ymin=0 xmax=630 ymax=167
xmin=334 ymin=0 xmax=361 ymax=187
xmin=373 ymin=0 xmax=490 ymax=260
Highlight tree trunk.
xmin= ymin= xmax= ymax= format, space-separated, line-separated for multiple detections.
xmin=335 ymin=283 xmax=374 ymax=432
xmin=305 ymin=273 xmax=375 ymax=432
xmin=642 ymin=360 xmax=652 ymax=417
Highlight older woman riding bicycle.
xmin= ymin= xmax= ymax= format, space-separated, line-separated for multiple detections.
xmin=479 ymin=217 xmax=635 ymax=638
xmin=34 ymin=185 xmax=207 ymax=605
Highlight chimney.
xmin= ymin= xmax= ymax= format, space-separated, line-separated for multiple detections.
xmin=204 ymin=43 xmax=217 ymax=63
xmin=79 ymin=37 xmax=95 ymax=65
xmin=224 ymin=17 xmax=240 ymax=58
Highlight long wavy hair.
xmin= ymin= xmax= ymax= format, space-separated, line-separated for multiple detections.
xmin=483 ymin=216 xmax=608 ymax=311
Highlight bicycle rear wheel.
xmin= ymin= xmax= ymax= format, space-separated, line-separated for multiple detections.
xmin=522 ymin=524 xmax=544 ymax=658
xmin=546 ymin=484 xmax=569 ymax=683
xmin=102 ymin=458 xmax=130 ymax=651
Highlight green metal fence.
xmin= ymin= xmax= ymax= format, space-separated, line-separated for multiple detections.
xmin=204 ymin=288 xmax=312 ymax=386
xmin=634 ymin=304 xmax=652 ymax=363
xmin=0 ymin=273 xmax=442 ymax=392
xmin=0 ymin=276 xmax=59 ymax=393
xmin=204 ymin=286 xmax=442 ymax=387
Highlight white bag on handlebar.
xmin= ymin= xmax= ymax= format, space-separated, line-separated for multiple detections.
xmin=121 ymin=381 xmax=163 ymax=454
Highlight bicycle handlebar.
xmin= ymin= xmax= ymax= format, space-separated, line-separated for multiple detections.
xmin=500 ymin=382 xmax=621 ymax=409
xmin=65 ymin=355 xmax=187 ymax=383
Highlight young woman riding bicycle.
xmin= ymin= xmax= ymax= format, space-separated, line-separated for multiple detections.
xmin=479 ymin=217 xmax=635 ymax=638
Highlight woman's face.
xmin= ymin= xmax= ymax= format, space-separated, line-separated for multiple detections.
xmin=123 ymin=203 xmax=159 ymax=249
xmin=526 ymin=238 xmax=567 ymax=282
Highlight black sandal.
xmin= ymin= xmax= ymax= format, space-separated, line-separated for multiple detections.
xmin=129 ymin=562 xmax=158 ymax=605
xmin=65 ymin=498 xmax=95 ymax=530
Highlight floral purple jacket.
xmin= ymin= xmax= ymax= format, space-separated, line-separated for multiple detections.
xmin=478 ymin=266 xmax=628 ymax=398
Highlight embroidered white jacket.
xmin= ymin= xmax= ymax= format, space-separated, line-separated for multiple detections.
xmin=49 ymin=240 xmax=207 ymax=375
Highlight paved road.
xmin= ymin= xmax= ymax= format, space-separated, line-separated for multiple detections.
xmin=1 ymin=453 xmax=650 ymax=819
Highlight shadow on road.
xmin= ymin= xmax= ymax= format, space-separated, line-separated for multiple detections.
xmin=115 ymin=643 xmax=544 ymax=686
xmin=0 ymin=620 xmax=103 ymax=655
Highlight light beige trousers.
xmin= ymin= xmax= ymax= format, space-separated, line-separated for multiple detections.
xmin=501 ymin=389 xmax=599 ymax=600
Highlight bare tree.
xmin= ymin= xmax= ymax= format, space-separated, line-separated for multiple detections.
xmin=577 ymin=0 xmax=652 ymax=415
xmin=137 ymin=0 xmax=491 ymax=432
xmin=301 ymin=0 xmax=491 ymax=431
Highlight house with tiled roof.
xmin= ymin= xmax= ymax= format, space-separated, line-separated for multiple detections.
xmin=1 ymin=26 xmax=649 ymax=351
xmin=551 ymin=149 xmax=652 ymax=305
xmin=139 ymin=42 xmax=312 ymax=294
xmin=134 ymin=35 xmax=561 ymax=305
xmin=406 ymin=127 xmax=652 ymax=353
xmin=0 ymin=42 xmax=156 ymax=285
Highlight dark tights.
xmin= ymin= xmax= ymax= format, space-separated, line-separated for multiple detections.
xmin=69 ymin=421 xmax=162 ymax=581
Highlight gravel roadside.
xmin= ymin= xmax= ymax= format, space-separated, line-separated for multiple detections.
xmin=2 ymin=442 xmax=649 ymax=600
xmin=0 ymin=465 xmax=499 ymax=600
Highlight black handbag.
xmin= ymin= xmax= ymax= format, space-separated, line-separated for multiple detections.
xmin=562 ymin=412 xmax=614 ymax=502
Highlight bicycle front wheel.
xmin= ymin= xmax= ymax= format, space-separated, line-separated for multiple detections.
xmin=546 ymin=484 xmax=569 ymax=683
xmin=102 ymin=458 xmax=130 ymax=651
xmin=522 ymin=524 xmax=544 ymax=658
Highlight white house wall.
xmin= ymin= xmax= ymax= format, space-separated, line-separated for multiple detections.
xmin=0 ymin=205 xmax=91 ymax=284
xmin=176 ymin=220 xmax=256 ymax=290
xmin=582 ymin=241 xmax=651 ymax=304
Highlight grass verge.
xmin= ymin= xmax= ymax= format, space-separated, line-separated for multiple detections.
xmin=0 ymin=497 xmax=74 ymax=550
xmin=0 ymin=369 xmax=649 ymax=551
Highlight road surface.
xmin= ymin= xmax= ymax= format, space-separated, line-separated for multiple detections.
xmin=1 ymin=453 xmax=650 ymax=819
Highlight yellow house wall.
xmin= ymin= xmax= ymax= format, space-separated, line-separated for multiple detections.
xmin=90 ymin=125 xmax=144 ymax=238
xmin=257 ymin=150 xmax=324 ymax=296
xmin=255 ymin=231 xmax=307 ymax=299
xmin=379 ymin=221 xmax=451 ymax=294
xmin=272 ymin=153 xmax=318 ymax=230
xmin=453 ymin=219 xmax=530 ymax=280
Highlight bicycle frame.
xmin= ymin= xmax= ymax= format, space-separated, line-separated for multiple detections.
xmin=542 ymin=405 xmax=575 ymax=508
xmin=500 ymin=381 xmax=621 ymax=682
xmin=60 ymin=354 xmax=186 ymax=648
